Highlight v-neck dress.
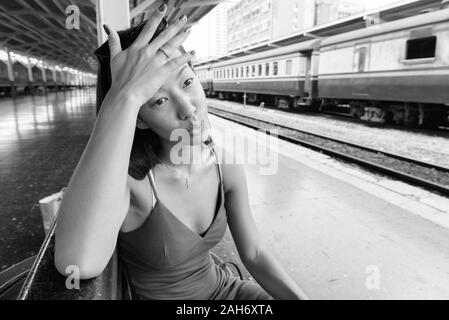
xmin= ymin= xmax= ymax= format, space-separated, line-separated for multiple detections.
xmin=118 ymin=148 xmax=272 ymax=300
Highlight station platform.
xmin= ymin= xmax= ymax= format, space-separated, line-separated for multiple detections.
xmin=1 ymin=91 xmax=449 ymax=299
xmin=0 ymin=89 xmax=97 ymax=272
xmin=209 ymin=114 xmax=449 ymax=300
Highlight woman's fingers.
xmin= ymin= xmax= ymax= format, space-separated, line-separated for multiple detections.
xmin=131 ymin=3 xmax=167 ymax=48
xmin=157 ymin=27 xmax=191 ymax=59
xmin=165 ymin=50 xmax=196 ymax=72
xmin=149 ymin=14 xmax=188 ymax=52
xmin=103 ymin=24 xmax=122 ymax=60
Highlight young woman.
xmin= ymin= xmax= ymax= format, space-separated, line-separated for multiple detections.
xmin=54 ymin=4 xmax=307 ymax=300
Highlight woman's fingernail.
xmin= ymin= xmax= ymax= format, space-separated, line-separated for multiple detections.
xmin=179 ymin=15 xmax=187 ymax=22
xmin=103 ymin=24 xmax=110 ymax=35
xmin=159 ymin=3 xmax=166 ymax=12
xmin=184 ymin=27 xmax=191 ymax=33
xmin=189 ymin=50 xmax=196 ymax=55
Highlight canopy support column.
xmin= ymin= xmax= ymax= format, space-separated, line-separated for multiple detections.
xmin=96 ymin=0 xmax=130 ymax=46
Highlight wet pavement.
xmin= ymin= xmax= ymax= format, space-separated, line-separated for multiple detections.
xmin=0 ymin=89 xmax=96 ymax=272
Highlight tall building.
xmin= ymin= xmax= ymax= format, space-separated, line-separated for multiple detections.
xmin=314 ymin=0 xmax=365 ymax=26
xmin=205 ymin=2 xmax=229 ymax=59
xmin=187 ymin=0 xmax=238 ymax=61
xmin=227 ymin=0 xmax=366 ymax=53
xmin=227 ymin=0 xmax=273 ymax=53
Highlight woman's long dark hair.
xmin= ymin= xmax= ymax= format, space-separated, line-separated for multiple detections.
xmin=94 ymin=18 xmax=192 ymax=180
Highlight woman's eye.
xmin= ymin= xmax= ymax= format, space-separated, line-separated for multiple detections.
xmin=184 ymin=78 xmax=193 ymax=87
xmin=154 ymin=98 xmax=167 ymax=106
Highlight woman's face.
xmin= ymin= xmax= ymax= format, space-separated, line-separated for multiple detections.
xmin=137 ymin=50 xmax=209 ymax=146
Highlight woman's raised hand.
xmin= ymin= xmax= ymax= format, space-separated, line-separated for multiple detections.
xmin=103 ymin=3 xmax=195 ymax=108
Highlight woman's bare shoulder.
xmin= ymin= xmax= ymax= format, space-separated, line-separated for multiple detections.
xmin=212 ymin=145 xmax=245 ymax=193
xmin=121 ymin=173 xmax=153 ymax=232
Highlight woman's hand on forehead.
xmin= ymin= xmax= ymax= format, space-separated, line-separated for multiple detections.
xmin=102 ymin=4 xmax=196 ymax=110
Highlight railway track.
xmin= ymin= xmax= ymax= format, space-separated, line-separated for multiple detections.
xmin=208 ymin=106 xmax=449 ymax=197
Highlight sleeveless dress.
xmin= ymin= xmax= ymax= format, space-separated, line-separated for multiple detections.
xmin=118 ymin=147 xmax=273 ymax=300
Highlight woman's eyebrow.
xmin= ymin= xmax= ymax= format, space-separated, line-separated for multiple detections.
xmin=176 ymin=64 xmax=190 ymax=77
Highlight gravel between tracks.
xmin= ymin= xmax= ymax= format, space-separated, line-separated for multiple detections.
xmin=208 ymin=99 xmax=449 ymax=169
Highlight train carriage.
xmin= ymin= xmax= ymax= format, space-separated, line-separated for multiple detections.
xmin=203 ymin=39 xmax=322 ymax=109
xmin=318 ymin=8 xmax=449 ymax=126
xmin=199 ymin=6 xmax=449 ymax=127
xmin=195 ymin=63 xmax=214 ymax=97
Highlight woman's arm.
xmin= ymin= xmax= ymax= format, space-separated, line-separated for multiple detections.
xmin=55 ymin=92 xmax=138 ymax=279
xmin=55 ymin=7 xmax=194 ymax=279
xmin=222 ymin=162 xmax=308 ymax=300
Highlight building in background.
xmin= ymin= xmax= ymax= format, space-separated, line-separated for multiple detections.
xmin=185 ymin=0 xmax=240 ymax=62
xmin=314 ymin=0 xmax=365 ymax=26
xmin=227 ymin=0 xmax=366 ymax=53
xmin=227 ymin=0 xmax=273 ymax=53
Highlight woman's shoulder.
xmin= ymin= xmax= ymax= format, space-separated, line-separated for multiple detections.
xmin=121 ymin=173 xmax=153 ymax=232
xmin=127 ymin=173 xmax=153 ymax=205
xmin=211 ymin=145 xmax=245 ymax=193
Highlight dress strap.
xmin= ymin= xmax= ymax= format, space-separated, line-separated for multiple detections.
xmin=147 ymin=169 xmax=158 ymax=209
xmin=210 ymin=147 xmax=224 ymax=197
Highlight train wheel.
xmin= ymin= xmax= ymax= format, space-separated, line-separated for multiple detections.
xmin=349 ymin=102 xmax=363 ymax=119
xmin=418 ymin=103 xmax=445 ymax=128
xmin=276 ymin=97 xmax=290 ymax=109
xmin=403 ymin=103 xmax=419 ymax=127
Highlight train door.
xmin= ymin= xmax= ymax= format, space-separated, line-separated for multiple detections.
xmin=351 ymin=43 xmax=371 ymax=98
xmin=304 ymin=52 xmax=312 ymax=97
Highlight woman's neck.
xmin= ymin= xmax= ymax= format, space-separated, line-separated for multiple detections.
xmin=158 ymin=141 xmax=210 ymax=169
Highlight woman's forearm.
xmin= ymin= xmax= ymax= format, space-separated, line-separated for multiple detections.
xmin=244 ymin=247 xmax=309 ymax=300
xmin=55 ymin=92 xmax=139 ymax=277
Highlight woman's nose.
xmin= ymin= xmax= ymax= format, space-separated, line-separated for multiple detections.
xmin=177 ymin=98 xmax=197 ymax=120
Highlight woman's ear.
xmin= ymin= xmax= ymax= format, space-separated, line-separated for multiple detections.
xmin=136 ymin=117 xmax=149 ymax=129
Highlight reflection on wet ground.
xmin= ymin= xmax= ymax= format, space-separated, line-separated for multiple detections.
xmin=0 ymin=89 xmax=97 ymax=272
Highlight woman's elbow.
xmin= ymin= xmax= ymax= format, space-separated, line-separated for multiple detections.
xmin=54 ymin=252 xmax=105 ymax=280
xmin=240 ymin=244 xmax=264 ymax=266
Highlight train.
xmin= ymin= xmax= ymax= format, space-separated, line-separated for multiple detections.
xmin=195 ymin=7 xmax=449 ymax=128
xmin=0 ymin=59 xmax=95 ymax=97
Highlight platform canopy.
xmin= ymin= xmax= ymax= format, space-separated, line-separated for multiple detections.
xmin=0 ymin=0 xmax=224 ymax=73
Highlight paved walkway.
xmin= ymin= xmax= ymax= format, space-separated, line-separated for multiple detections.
xmin=210 ymin=114 xmax=449 ymax=299
xmin=0 ymin=89 xmax=96 ymax=272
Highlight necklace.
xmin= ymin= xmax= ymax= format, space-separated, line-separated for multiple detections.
xmin=153 ymin=152 xmax=197 ymax=189
xmin=153 ymin=137 xmax=214 ymax=189
xmin=159 ymin=161 xmax=192 ymax=189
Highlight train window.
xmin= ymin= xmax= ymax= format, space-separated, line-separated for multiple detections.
xmin=273 ymin=62 xmax=278 ymax=75
xmin=257 ymin=64 xmax=262 ymax=76
xmin=251 ymin=65 xmax=256 ymax=77
xmin=246 ymin=66 xmax=249 ymax=77
xmin=286 ymin=59 xmax=292 ymax=75
xmin=240 ymin=66 xmax=243 ymax=77
xmin=231 ymin=69 xmax=234 ymax=78
xmin=265 ymin=63 xmax=270 ymax=76
xmin=406 ymin=36 xmax=437 ymax=60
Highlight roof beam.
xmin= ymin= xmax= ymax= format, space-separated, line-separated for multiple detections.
xmin=180 ymin=0 xmax=223 ymax=8
xmin=303 ymin=32 xmax=321 ymax=39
